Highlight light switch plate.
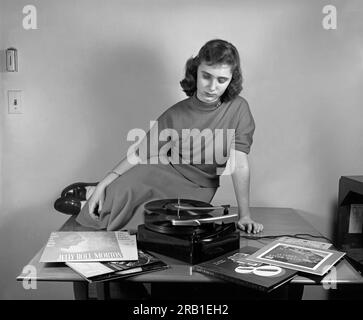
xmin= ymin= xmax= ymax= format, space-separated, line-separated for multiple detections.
xmin=8 ymin=90 xmax=23 ymax=114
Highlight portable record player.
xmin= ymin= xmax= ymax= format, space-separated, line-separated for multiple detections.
xmin=137 ymin=199 xmax=240 ymax=264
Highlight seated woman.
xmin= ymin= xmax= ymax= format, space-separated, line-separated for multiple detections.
xmin=75 ymin=39 xmax=263 ymax=235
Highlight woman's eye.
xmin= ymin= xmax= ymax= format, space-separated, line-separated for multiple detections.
xmin=218 ymin=79 xmax=228 ymax=84
xmin=203 ymin=74 xmax=210 ymax=80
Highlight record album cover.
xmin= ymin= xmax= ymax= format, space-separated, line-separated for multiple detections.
xmin=247 ymin=238 xmax=346 ymax=276
xmin=193 ymin=246 xmax=298 ymax=292
xmin=39 ymin=231 xmax=138 ymax=262
xmin=66 ymin=249 xmax=168 ymax=282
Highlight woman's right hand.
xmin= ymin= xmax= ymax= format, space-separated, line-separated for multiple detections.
xmin=88 ymin=184 xmax=106 ymax=220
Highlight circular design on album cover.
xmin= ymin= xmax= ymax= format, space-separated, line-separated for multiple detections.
xmin=234 ymin=266 xmax=255 ymax=274
xmin=253 ymin=265 xmax=284 ymax=277
xmin=234 ymin=265 xmax=284 ymax=277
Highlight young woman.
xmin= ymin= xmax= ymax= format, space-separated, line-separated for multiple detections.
xmin=76 ymin=39 xmax=263 ymax=234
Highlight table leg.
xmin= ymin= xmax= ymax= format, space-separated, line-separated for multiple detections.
xmin=73 ymin=281 xmax=89 ymax=300
xmin=96 ymin=282 xmax=110 ymax=300
xmin=287 ymin=284 xmax=304 ymax=300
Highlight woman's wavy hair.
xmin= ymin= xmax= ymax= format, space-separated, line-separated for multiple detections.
xmin=180 ymin=39 xmax=243 ymax=102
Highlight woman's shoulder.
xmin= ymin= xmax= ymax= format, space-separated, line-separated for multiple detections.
xmin=157 ymin=96 xmax=192 ymax=120
xmin=229 ymin=95 xmax=249 ymax=108
xmin=162 ymin=96 xmax=192 ymax=113
xmin=227 ymin=95 xmax=252 ymax=116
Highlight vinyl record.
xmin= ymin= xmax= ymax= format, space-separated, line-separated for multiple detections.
xmin=144 ymin=198 xmax=213 ymax=215
xmin=143 ymin=198 xmax=215 ymax=235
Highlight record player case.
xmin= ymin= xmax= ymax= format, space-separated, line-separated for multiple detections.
xmin=137 ymin=223 xmax=240 ymax=264
xmin=136 ymin=199 xmax=240 ymax=264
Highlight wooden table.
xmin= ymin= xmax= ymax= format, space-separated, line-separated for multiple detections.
xmin=17 ymin=207 xmax=363 ymax=300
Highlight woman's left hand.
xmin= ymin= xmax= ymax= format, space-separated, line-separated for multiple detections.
xmin=237 ymin=216 xmax=264 ymax=234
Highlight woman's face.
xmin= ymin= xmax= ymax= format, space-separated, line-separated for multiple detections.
xmin=196 ymin=62 xmax=232 ymax=103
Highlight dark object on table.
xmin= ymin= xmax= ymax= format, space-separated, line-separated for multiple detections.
xmin=137 ymin=198 xmax=240 ymax=264
xmin=335 ymin=176 xmax=363 ymax=273
xmin=54 ymin=182 xmax=98 ymax=215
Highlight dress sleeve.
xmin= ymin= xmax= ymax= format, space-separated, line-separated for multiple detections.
xmin=233 ymin=99 xmax=255 ymax=154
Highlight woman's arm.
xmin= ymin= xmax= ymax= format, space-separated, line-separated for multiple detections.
xmin=100 ymin=152 xmax=139 ymax=187
xmin=230 ymin=149 xmax=263 ymax=234
xmin=88 ymin=121 xmax=171 ymax=219
xmin=87 ymin=152 xmax=139 ymax=219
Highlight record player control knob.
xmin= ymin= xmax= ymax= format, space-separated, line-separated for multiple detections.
xmin=222 ymin=205 xmax=230 ymax=215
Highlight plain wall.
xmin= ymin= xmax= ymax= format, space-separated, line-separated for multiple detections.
xmin=1 ymin=0 xmax=362 ymax=299
xmin=0 ymin=2 xmax=4 ymax=208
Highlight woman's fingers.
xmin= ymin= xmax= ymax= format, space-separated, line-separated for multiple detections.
xmin=98 ymin=188 xmax=105 ymax=212
xmin=253 ymin=223 xmax=264 ymax=234
xmin=88 ymin=187 xmax=105 ymax=220
xmin=238 ymin=222 xmax=264 ymax=234
xmin=88 ymin=198 xmax=93 ymax=214
xmin=88 ymin=201 xmax=96 ymax=219
xmin=88 ymin=197 xmax=100 ymax=220
xmin=247 ymin=223 xmax=252 ymax=234
xmin=237 ymin=222 xmax=245 ymax=231
xmin=258 ymin=223 xmax=264 ymax=233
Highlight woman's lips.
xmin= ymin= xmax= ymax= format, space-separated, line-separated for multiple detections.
xmin=204 ymin=92 xmax=217 ymax=98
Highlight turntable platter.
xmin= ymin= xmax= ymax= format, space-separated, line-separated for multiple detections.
xmin=143 ymin=199 xmax=235 ymax=235
xmin=145 ymin=198 xmax=214 ymax=214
